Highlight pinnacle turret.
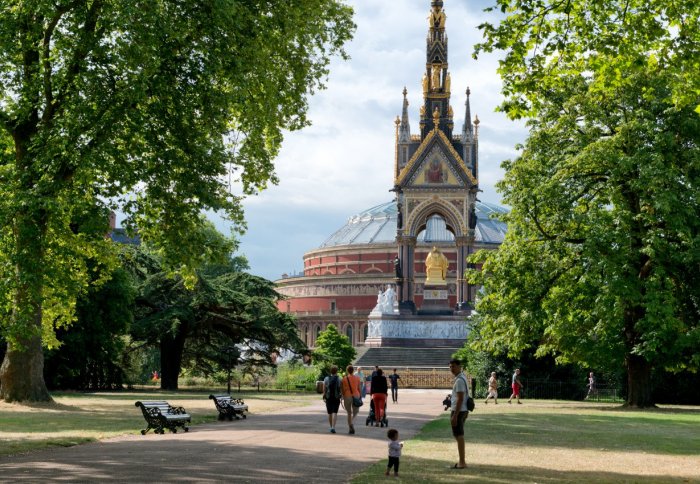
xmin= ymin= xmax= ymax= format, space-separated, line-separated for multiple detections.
xmin=462 ymin=87 xmax=473 ymax=141
xmin=399 ymin=87 xmax=411 ymax=143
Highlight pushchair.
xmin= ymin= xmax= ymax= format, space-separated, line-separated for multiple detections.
xmin=366 ymin=397 xmax=388 ymax=427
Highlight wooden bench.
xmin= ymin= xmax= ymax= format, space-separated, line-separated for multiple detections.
xmin=135 ymin=400 xmax=191 ymax=435
xmin=209 ymin=394 xmax=248 ymax=421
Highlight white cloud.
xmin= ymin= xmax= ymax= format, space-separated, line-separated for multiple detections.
xmin=226 ymin=0 xmax=527 ymax=280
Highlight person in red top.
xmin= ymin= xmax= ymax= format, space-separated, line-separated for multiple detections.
xmin=370 ymin=368 xmax=388 ymax=426
xmin=341 ymin=365 xmax=362 ymax=434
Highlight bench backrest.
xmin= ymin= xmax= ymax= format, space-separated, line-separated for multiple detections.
xmin=135 ymin=400 xmax=187 ymax=416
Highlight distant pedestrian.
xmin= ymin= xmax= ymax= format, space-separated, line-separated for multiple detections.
xmin=389 ymin=368 xmax=402 ymax=403
xmin=356 ymin=367 xmax=367 ymax=398
xmin=508 ymin=368 xmax=523 ymax=404
xmin=385 ymin=428 xmax=403 ymax=477
xmin=323 ymin=365 xmax=342 ymax=433
xmin=341 ymin=365 xmax=362 ymax=434
xmin=448 ymin=358 xmax=468 ymax=469
xmin=370 ymin=368 xmax=388 ymax=426
xmin=485 ymin=372 xmax=498 ymax=404
xmin=586 ymin=372 xmax=597 ymax=399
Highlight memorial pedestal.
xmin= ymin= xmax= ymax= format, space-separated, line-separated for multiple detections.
xmin=418 ymin=285 xmax=452 ymax=315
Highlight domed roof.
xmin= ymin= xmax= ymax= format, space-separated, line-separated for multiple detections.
xmin=319 ymin=201 xmax=508 ymax=248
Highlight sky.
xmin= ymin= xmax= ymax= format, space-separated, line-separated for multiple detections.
xmin=222 ymin=0 xmax=527 ymax=281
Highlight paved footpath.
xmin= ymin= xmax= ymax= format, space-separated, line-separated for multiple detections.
xmin=0 ymin=389 xmax=447 ymax=483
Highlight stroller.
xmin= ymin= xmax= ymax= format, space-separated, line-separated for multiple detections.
xmin=366 ymin=397 xmax=388 ymax=427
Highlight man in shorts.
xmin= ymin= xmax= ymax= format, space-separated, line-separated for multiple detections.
xmin=508 ymin=368 xmax=523 ymax=404
xmin=448 ymin=358 xmax=469 ymax=469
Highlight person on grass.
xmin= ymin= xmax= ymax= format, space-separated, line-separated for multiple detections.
xmin=485 ymin=371 xmax=498 ymax=404
xmin=508 ymin=368 xmax=523 ymax=404
xmin=385 ymin=428 xmax=403 ymax=477
xmin=448 ymin=358 xmax=469 ymax=469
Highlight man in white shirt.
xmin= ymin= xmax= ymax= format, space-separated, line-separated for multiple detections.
xmin=448 ymin=358 xmax=469 ymax=469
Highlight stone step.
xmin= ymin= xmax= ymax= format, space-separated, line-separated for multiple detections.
xmin=354 ymin=347 xmax=459 ymax=369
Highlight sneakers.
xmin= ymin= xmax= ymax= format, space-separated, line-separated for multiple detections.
xmin=330 ymin=428 xmax=336 ymax=433
xmin=349 ymin=425 xmax=355 ymax=434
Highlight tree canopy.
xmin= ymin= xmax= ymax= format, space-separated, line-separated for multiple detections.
xmin=128 ymin=240 xmax=305 ymax=391
xmin=0 ymin=0 xmax=355 ymax=402
xmin=468 ymin=0 xmax=700 ymax=407
xmin=313 ymin=324 xmax=356 ymax=377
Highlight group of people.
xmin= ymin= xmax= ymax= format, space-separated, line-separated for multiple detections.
xmin=482 ymin=368 xmax=524 ymax=405
xmin=321 ymin=365 xmax=405 ymax=476
xmin=321 ymin=360 xmax=473 ymax=474
xmin=322 ymin=365 xmax=404 ymax=433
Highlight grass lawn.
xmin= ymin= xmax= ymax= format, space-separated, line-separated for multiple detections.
xmin=0 ymin=389 xmax=316 ymax=457
xmin=352 ymin=400 xmax=700 ymax=483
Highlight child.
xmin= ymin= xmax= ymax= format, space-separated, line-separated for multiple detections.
xmin=385 ymin=428 xmax=403 ymax=477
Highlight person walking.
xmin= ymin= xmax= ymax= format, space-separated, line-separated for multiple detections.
xmin=508 ymin=368 xmax=523 ymax=404
xmin=485 ymin=371 xmax=498 ymax=404
xmin=448 ymin=358 xmax=469 ymax=469
xmin=341 ymin=365 xmax=362 ymax=434
xmin=323 ymin=365 xmax=342 ymax=433
xmin=370 ymin=368 xmax=388 ymax=426
xmin=356 ymin=367 xmax=367 ymax=399
xmin=585 ymin=372 xmax=597 ymax=400
xmin=385 ymin=428 xmax=403 ymax=477
xmin=389 ymin=368 xmax=402 ymax=403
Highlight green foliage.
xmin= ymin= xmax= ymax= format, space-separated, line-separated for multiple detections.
xmin=470 ymin=0 xmax=700 ymax=407
xmin=273 ymin=361 xmax=319 ymax=390
xmin=0 ymin=0 xmax=354 ymax=401
xmin=312 ymin=324 xmax=356 ymax=378
xmin=126 ymin=226 xmax=306 ymax=389
xmin=44 ymin=266 xmax=135 ymax=390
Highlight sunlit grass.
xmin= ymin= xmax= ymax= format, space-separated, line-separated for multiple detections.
xmin=352 ymin=400 xmax=700 ymax=483
xmin=0 ymin=390 xmax=316 ymax=457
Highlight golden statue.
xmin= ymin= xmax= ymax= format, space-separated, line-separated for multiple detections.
xmin=431 ymin=64 xmax=441 ymax=91
xmin=445 ymin=73 xmax=451 ymax=93
xmin=425 ymin=246 xmax=449 ymax=285
xmin=422 ymin=73 xmax=428 ymax=94
xmin=432 ymin=106 xmax=440 ymax=127
xmin=420 ymin=105 xmax=426 ymax=117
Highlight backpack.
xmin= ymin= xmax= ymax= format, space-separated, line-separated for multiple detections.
xmin=325 ymin=375 xmax=341 ymax=400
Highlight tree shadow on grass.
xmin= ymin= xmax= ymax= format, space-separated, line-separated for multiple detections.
xmin=422 ymin=413 xmax=700 ymax=456
xmin=353 ymin=456 xmax=695 ymax=483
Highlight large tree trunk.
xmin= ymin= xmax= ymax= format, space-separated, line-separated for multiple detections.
xmin=0 ymin=208 xmax=52 ymax=402
xmin=159 ymin=327 xmax=187 ymax=391
xmin=0 ymin=336 xmax=51 ymax=402
xmin=625 ymin=353 xmax=653 ymax=408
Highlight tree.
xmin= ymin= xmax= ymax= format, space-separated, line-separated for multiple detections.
xmin=0 ymin=1 xmax=354 ymax=401
xmin=129 ymin=239 xmax=305 ymax=391
xmin=469 ymin=0 xmax=700 ymax=407
xmin=45 ymin=266 xmax=134 ymax=390
xmin=312 ymin=324 xmax=356 ymax=377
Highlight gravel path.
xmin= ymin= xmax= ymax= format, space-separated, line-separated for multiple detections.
xmin=0 ymin=389 xmax=446 ymax=483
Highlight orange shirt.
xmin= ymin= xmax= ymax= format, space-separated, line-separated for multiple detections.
xmin=341 ymin=374 xmax=361 ymax=397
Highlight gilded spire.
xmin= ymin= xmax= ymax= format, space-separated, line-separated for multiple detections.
xmin=462 ymin=87 xmax=473 ymax=140
xmin=399 ymin=87 xmax=411 ymax=143
xmin=422 ymin=0 xmax=451 ymax=139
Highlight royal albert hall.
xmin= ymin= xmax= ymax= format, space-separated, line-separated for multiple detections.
xmin=275 ymin=0 xmax=508 ymax=351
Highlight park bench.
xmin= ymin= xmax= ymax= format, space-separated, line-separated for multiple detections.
xmin=135 ymin=400 xmax=191 ymax=435
xmin=209 ymin=394 xmax=248 ymax=421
